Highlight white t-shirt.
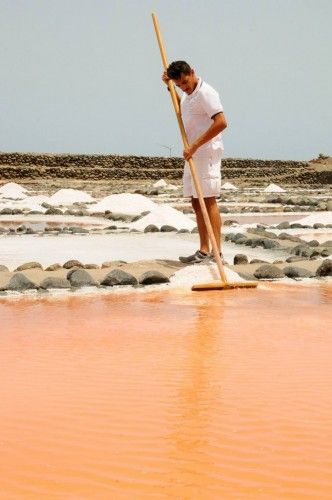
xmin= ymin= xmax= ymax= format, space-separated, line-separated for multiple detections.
xmin=180 ymin=77 xmax=224 ymax=158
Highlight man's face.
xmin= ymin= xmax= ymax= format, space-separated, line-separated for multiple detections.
xmin=172 ymin=70 xmax=198 ymax=95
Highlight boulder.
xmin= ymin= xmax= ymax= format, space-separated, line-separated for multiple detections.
xmin=144 ymin=224 xmax=159 ymax=233
xmin=316 ymin=259 xmax=332 ymax=277
xmin=234 ymin=254 xmax=248 ymax=265
xmin=63 ymin=259 xmax=84 ymax=269
xmin=262 ymin=238 xmax=281 ymax=249
xmin=40 ymin=277 xmax=71 ymax=289
xmin=69 ymin=226 xmax=89 ymax=234
xmin=45 ymin=263 xmax=62 ymax=271
xmin=307 ymin=240 xmax=319 ymax=247
xmin=138 ymin=270 xmax=170 ymax=285
xmin=84 ymin=264 xmax=99 ymax=269
xmin=276 ymin=221 xmax=290 ymax=229
xmin=45 ymin=207 xmax=63 ymax=215
xmin=0 ymin=265 xmax=9 ymax=272
xmin=160 ymin=225 xmax=177 ymax=232
xmin=283 ymin=266 xmax=314 ymax=278
xmin=101 ymin=269 xmax=138 ymax=286
xmin=67 ymin=269 xmax=98 ymax=287
xmin=254 ymin=265 xmax=285 ymax=280
xmin=15 ymin=262 xmax=43 ymax=271
xmin=5 ymin=273 xmax=38 ymax=291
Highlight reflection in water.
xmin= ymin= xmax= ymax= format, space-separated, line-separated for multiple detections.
xmin=0 ymin=284 xmax=331 ymax=498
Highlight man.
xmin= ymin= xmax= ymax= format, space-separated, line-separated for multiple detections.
xmin=162 ymin=60 xmax=227 ymax=264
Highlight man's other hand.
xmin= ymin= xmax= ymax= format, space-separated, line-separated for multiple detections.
xmin=183 ymin=144 xmax=198 ymax=161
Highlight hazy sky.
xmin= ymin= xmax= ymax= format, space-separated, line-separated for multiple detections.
xmin=1 ymin=0 xmax=331 ymax=159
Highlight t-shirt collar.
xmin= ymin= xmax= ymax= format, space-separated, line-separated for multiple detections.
xmin=188 ymin=77 xmax=202 ymax=98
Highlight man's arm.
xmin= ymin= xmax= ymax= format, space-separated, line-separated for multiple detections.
xmin=183 ymin=112 xmax=227 ymax=160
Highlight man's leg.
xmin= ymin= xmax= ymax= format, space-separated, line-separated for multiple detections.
xmin=192 ymin=196 xmax=221 ymax=254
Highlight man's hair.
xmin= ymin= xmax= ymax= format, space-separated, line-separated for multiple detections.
xmin=167 ymin=61 xmax=192 ymax=80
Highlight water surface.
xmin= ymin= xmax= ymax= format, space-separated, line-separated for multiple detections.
xmin=1 ymin=284 xmax=331 ymax=498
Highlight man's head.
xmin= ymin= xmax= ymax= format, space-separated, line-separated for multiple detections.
xmin=167 ymin=60 xmax=198 ymax=95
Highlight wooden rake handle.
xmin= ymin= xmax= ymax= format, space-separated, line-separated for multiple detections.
xmin=151 ymin=13 xmax=227 ymax=283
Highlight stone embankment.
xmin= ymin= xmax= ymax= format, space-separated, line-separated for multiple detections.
xmin=0 ymin=152 xmax=331 ymax=185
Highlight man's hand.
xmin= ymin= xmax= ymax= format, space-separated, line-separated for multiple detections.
xmin=183 ymin=143 xmax=198 ymax=161
xmin=161 ymin=71 xmax=170 ymax=85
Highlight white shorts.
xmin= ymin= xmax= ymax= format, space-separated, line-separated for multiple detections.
xmin=183 ymin=154 xmax=222 ymax=198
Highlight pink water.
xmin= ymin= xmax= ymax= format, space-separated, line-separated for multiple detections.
xmin=0 ymin=284 xmax=331 ymax=498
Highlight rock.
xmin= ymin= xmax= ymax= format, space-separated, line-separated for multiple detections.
xmin=0 ymin=265 xmax=9 ymax=272
xmin=307 ymin=240 xmax=320 ymax=247
xmin=285 ymin=256 xmax=308 ymax=263
xmin=69 ymin=226 xmax=89 ymax=234
xmin=262 ymin=239 xmax=281 ymax=249
xmin=283 ymin=266 xmax=314 ymax=278
xmin=276 ymin=221 xmax=290 ymax=229
xmin=0 ymin=208 xmax=13 ymax=215
xmin=67 ymin=269 xmax=98 ymax=287
xmin=321 ymin=240 xmax=332 ymax=247
xmin=25 ymin=228 xmax=36 ymax=235
xmin=177 ymin=229 xmax=190 ymax=233
xmin=138 ymin=270 xmax=170 ymax=285
xmin=290 ymin=244 xmax=313 ymax=258
xmin=144 ymin=224 xmax=159 ymax=233
xmin=327 ymin=200 xmax=332 ymax=211
xmin=316 ymin=259 xmax=332 ymax=277
xmin=237 ymin=271 xmax=256 ymax=281
xmin=45 ymin=207 xmax=63 ymax=215
xmin=16 ymin=225 xmax=26 ymax=233
xmin=232 ymin=233 xmax=246 ymax=242
xmin=234 ymin=254 xmax=248 ymax=265
xmin=15 ymin=261 xmax=43 ymax=271
xmin=290 ymin=223 xmax=305 ymax=229
xmin=101 ymin=260 xmax=126 ymax=268
xmin=278 ymin=233 xmax=303 ymax=243
xmin=63 ymin=259 xmax=84 ymax=269
xmin=101 ymin=269 xmax=138 ymax=286
xmin=223 ymin=219 xmax=238 ymax=226
xmin=45 ymin=263 xmax=62 ymax=271
xmin=254 ymin=265 xmax=285 ymax=280
xmin=5 ymin=273 xmax=38 ymax=291
xmin=40 ymin=277 xmax=71 ymax=289
xmin=160 ymin=225 xmax=177 ymax=232
xmin=250 ymin=259 xmax=268 ymax=264
xmin=191 ymin=227 xmax=199 ymax=233
xmin=321 ymin=249 xmax=331 ymax=257
xmin=313 ymin=223 xmax=324 ymax=229
xmin=84 ymin=264 xmax=99 ymax=269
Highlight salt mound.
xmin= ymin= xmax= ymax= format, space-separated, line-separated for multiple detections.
xmin=170 ymin=263 xmax=246 ymax=287
xmin=49 ymin=189 xmax=95 ymax=206
xmin=264 ymin=183 xmax=286 ymax=193
xmin=297 ymin=212 xmax=332 ymax=226
xmin=130 ymin=204 xmax=196 ymax=231
xmin=88 ymin=193 xmax=157 ymax=215
xmin=221 ymin=182 xmax=238 ymax=190
xmin=0 ymin=182 xmax=28 ymax=199
xmin=153 ymin=179 xmax=167 ymax=188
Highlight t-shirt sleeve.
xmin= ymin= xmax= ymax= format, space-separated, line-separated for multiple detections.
xmin=200 ymin=87 xmax=224 ymax=118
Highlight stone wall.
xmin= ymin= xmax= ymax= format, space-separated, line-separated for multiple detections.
xmin=0 ymin=152 xmax=331 ymax=185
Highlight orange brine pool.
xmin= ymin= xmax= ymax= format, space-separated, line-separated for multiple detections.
xmin=0 ymin=284 xmax=331 ymax=498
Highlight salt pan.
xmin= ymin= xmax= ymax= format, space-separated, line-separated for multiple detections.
xmin=49 ymin=189 xmax=95 ymax=206
xmin=153 ymin=179 xmax=167 ymax=188
xmin=88 ymin=193 xmax=157 ymax=215
xmin=170 ymin=263 xmax=246 ymax=287
xmin=0 ymin=182 xmax=28 ymax=199
xmin=130 ymin=204 xmax=196 ymax=231
xmin=297 ymin=212 xmax=332 ymax=226
xmin=264 ymin=183 xmax=286 ymax=193
xmin=221 ymin=182 xmax=238 ymax=190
